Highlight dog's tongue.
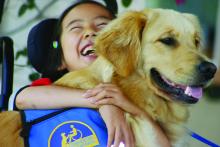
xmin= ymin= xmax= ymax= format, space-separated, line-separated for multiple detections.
xmin=184 ymin=86 xmax=203 ymax=99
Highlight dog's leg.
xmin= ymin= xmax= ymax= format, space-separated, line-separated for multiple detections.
xmin=0 ymin=111 xmax=24 ymax=147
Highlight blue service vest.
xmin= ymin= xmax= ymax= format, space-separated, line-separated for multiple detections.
xmin=20 ymin=108 xmax=108 ymax=147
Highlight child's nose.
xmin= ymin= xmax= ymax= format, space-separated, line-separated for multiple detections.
xmin=84 ymin=28 xmax=97 ymax=39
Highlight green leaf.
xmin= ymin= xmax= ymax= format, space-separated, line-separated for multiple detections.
xmin=27 ymin=0 xmax=36 ymax=9
xmin=27 ymin=0 xmax=35 ymax=4
xmin=15 ymin=48 xmax=27 ymax=60
xmin=29 ymin=72 xmax=40 ymax=81
xmin=18 ymin=4 xmax=28 ymax=17
xmin=122 ymin=0 xmax=132 ymax=7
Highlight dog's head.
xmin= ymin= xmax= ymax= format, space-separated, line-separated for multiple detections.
xmin=95 ymin=8 xmax=217 ymax=104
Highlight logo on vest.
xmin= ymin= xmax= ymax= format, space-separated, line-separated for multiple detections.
xmin=48 ymin=121 xmax=99 ymax=147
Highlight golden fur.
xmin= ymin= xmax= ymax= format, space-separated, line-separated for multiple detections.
xmin=55 ymin=9 xmax=212 ymax=146
xmin=0 ymin=8 xmax=215 ymax=147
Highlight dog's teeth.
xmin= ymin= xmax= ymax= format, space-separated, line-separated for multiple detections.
xmin=184 ymin=87 xmax=192 ymax=96
xmin=184 ymin=87 xmax=190 ymax=95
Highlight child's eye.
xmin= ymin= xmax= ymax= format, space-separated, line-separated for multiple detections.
xmin=70 ymin=26 xmax=82 ymax=31
xmin=96 ymin=23 xmax=108 ymax=29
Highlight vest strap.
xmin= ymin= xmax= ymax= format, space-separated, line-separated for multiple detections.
xmin=20 ymin=108 xmax=71 ymax=138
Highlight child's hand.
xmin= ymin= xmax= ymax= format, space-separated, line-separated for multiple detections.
xmin=83 ymin=83 xmax=127 ymax=107
xmin=83 ymin=83 xmax=143 ymax=116
xmin=99 ymin=105 xmax=135 ymax=147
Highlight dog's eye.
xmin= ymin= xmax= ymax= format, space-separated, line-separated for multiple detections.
xmin=159 ymin=37 xmax=176 ymax=46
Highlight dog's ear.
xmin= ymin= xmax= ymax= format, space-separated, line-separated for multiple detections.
xmin=182 ymin=13 xmax=202 ymax=33
xmin=182 ymin=13 xmax=200 ymax=28
xmin=95 ymin=11 xmax=147 ymax=77
xmin=182 ymin=13 xmax=203 ymax=48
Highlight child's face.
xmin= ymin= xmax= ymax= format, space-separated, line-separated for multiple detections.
xmin=60 ymin=3 xmax=113 ymax=71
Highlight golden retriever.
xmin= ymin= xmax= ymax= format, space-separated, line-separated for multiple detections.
xmin=54 ymin=8 xmax=217 ymax=146
xmin=0 ymin=8 xmax=217 ymax=147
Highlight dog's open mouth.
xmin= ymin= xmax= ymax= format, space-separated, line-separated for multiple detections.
xmin=150 ymin=68 xmax=203 ymax=104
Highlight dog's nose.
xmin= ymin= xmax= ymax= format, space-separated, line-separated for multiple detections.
xmin=198 ymin=61 xmax=217 ymax=80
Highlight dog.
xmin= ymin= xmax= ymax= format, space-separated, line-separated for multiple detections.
xmin=54 ymin=8 xmax=217 ymax=146
xmin=0 ymin=8 xmax=217 ymax=147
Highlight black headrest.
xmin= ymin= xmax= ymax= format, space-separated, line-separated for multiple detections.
xmin=27 ymin=18 xmax=58 ymax=73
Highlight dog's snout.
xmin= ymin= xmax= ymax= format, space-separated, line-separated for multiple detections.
xmin=198 ymin=61 xmax=217 ymax=80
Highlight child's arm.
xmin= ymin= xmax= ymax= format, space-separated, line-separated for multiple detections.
xmin=15 ymin=85 xmax=97 ymax=110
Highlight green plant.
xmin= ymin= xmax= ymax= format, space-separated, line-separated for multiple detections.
xmin=18 ymin=0 xmax=36 ymax=16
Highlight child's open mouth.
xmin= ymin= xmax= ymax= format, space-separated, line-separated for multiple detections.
xmin=80 ymin=44 xmax=96 ymax=57
xmin=81 ymin=48 xmax=95 ymax=56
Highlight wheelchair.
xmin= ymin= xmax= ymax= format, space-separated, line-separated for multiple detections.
xmin=0 ymin=36 xmax=14 ymax=111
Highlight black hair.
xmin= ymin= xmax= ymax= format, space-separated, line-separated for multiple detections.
xmin=43 ymin=0 xmax=117 ymax=81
